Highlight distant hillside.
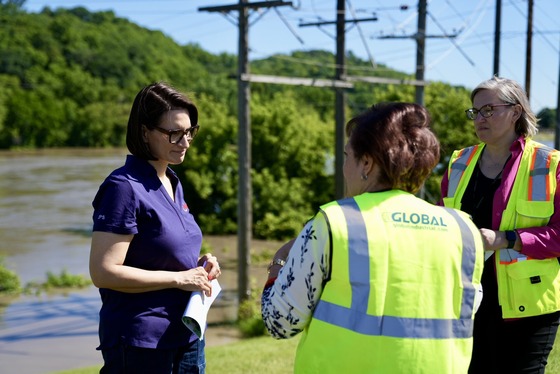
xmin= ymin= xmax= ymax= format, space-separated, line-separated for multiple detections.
xmin=0 ymin=4 xmax=466 ymax=149
xmin=0 ymin=5 xmax=237 ymax=147
xmin=0 ymin=3 xmax=485 ymax=238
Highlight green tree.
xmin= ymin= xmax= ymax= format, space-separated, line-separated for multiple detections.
xmin=71 ymin=101 xmax=129 ymax=147
xmin=537 ymin=107 xmax=555 ymax=130
xmin=250 ymin=91 xmax=334 ymax=238
xmin=174 ymin=94 xmax=239 ymax=234
xmin=0 ymin=0 xmax=25 ymax=8
xmin=425 ymin=82 xmax=476 ymax=158
xmin=174 ymin=92 xmax=333 ymax=240
xmin=0 ymin=6 xmax=496 ymax=238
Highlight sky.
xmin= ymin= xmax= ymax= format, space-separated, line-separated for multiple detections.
xmin=23 ymin=0 xmax=560 ymax=113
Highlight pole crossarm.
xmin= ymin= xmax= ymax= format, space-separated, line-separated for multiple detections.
xmin=239 ymin=73 xmax=427 ymax=88
xmin=199 ymin=1 xmax=292 ymax=13
xmin=346 ymin=75 xmax=428 ymax=87
xmin=299 ymin=16 xmax=378 ymax=27
xmin=377 ymin=33 xmax=457 ymax=40
xmin=239 ymin=73 xmax=354 ymax=88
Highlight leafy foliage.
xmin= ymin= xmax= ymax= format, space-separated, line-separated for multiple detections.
xmin=0 ymin=7 xmax=216 ymax=148
xmin=0 ymin=259 xmax=91 ymax=296
xmin=0 ymin=257 xmax=20 ymax=295
xmin=44 ymin=269 xmax=92 ymax=289
xmin=237 ymin=278 xmax=267 ymax=337
xmin=537 ymin=107 xmax=555 ymax=130
xmin=0 ymin=6 xmax=513 ymax=238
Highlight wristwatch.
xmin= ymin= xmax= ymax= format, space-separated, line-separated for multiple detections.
xmin=505 ymin=230 xmax=517 ymax=249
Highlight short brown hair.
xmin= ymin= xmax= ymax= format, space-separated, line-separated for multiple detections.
xmin=126 ymin=82 xmax=198 ymax=160
xmin=346 ymin=102 xmax=440 ymax=194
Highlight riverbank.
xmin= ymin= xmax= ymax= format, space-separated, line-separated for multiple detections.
xmin=0 ymin=235 xmax=283 ymax=374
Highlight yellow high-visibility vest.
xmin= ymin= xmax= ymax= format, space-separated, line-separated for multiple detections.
xmin=443 ymin=138 xmax=560 ymax=318
xmin=295 ymin=190 xmax=484 ymax=374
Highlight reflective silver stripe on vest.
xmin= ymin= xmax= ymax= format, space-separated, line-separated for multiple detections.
xmin=444 ymin=208 xmax=477 ymax=322
xmin=447 ymin=146 xmax=478 ymax=198
xmin=344 ymin=198 xmax=371 ymax=312
xmin=314 ymin=199 xmax=477 ymax=339
xmin=530 ymin=146 xmax=554 ymax=201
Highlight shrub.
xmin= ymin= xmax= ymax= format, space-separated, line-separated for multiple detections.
xmin=44 ymin=269 xmax=92 ymax=289
xmin=0 ymin=258 xmax=21 ymax=295
xmin=237 ymin=278 xmax=267 ymax=338
xmin=23 ymin=269 xmax=91 ymax=295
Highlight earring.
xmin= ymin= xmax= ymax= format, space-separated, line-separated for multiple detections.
xmin=361 ymin=173 xmax=368 ymax=181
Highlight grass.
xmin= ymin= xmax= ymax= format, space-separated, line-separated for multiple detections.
xmin=53 ymin=335 xmax=299 ymax=374
xmin=205 ymin=335 xmax=299 ymax=374
xmin=547 ymin=331 xmax=560 ymax=374
xmin=54 ymin=330 xmax=560 ymax=374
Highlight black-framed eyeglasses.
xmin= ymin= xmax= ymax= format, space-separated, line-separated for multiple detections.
xmin=465 ymin=104 xmax=515 ymax=120
xmin=153 ymin=125 xmax=200 ymax=144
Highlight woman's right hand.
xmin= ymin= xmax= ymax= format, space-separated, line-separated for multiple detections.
xmin=176 ymin=267 xmax=213 ymax=296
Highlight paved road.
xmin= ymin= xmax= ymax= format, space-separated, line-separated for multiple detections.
xmin=0 ymin=289 xmax=101 ymax=374
xmin=0 ymin=285 xmax=241 ymax=374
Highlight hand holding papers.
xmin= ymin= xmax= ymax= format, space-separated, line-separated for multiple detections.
xmin=182 ymin=279 xmax=221 ymax=340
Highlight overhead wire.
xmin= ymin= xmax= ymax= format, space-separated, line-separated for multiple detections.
xmin=506 ymin=0 xmax=556 ymax=100
xmin=345 ymin=0 xmax=376 ymax=68
xmin=424 ymin=0 xmax=487 ymax=70
xmin=273 ymin=7 xmax=305 ymax=45
xmin=509 ymin=0 xmax=560 ymax=108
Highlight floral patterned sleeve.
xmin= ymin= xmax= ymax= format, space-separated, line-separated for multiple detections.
xmin=261 ymin=212 xmax=330 ymax=339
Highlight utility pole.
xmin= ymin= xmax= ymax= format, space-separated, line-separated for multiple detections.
xmin=335 ymin=0 xmax=346 ymax=199
xmin=199 ymin=0 xmax=292 ymax=303
xmin=526 ymin=0 xmax=533 ymax=99
xmin=415 ymin=0 xmax=427 ymax=106
xmin=493 ymin=0 xmax=502 ymax=76
xmin=556 ymin=37 xmax=560 ymax=150
xmin=379 ymin=1 xmax=454 ymax=107
xmin=299 ymin=4 xmax=378 ymax=199
xmin=236 ymin=0 xmax=251 ymax=304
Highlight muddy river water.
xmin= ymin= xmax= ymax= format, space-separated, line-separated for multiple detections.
xmin=0 ymin=148 xmax=127 ymax=285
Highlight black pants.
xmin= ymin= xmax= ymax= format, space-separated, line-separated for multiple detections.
xmin=469 ymin=264 xmax=560 ymax=374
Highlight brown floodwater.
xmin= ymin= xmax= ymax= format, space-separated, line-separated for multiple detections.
xmin=0 ymin=148 xmax=128 ymax=285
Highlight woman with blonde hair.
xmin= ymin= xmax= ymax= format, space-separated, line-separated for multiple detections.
xmin=441 ymin=76 xmax=560 ymax=373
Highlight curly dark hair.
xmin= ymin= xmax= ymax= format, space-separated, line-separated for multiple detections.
xmin=346 ymin=102 xmax=440 ymax=194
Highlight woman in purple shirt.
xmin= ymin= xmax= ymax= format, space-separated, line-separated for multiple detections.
xmin=90 ymin=82 xmax=221 ymax=373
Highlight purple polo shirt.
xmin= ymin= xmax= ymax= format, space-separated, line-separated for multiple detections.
xmin=92 ymin=155 xmax=202 ymax=349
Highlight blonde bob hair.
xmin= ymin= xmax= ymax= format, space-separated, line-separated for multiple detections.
xmin=470 ymin=76 xmax=538 ymax=138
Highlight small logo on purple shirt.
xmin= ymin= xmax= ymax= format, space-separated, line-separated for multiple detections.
xmin=182 ymin=203 xmax=189 ymax=212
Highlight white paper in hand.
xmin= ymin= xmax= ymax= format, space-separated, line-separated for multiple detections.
xmin=182 ymin=279 xmax=221 ymax=340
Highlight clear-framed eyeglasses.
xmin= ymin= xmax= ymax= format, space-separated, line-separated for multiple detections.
xmin=465 ymin=104 xmax=515 ymax=120
xmin=153 ymin=125 xmax=200 ymax=144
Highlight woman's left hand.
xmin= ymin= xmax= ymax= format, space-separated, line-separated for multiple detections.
xmin=198 ymin=253 xmax=221 ymax=280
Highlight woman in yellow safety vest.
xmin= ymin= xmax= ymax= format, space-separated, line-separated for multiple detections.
xmin=262 ymin=102 xmax=485 ymax=373
xmin=440 ymin=76 xmax=560 ymax=373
